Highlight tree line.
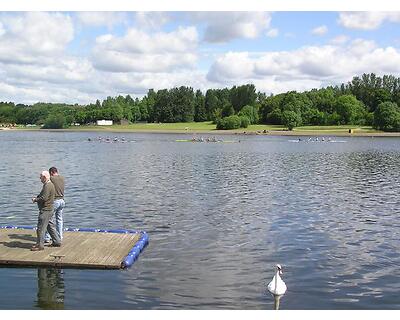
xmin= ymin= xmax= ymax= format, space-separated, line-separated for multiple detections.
xmin=1 ymin=73 xmax=400 ymax=131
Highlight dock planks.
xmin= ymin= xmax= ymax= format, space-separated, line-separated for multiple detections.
xmin=0 ymin=228 xmax=142 ymax=269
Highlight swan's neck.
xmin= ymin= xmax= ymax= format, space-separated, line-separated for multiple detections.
xmin=275 ymin=271 xmax=279 ymax=288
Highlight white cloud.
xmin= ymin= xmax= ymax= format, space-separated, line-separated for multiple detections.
xmin=0 ymin=54 xmax=99 ymax=104
xmin=113 ymin=27 xmax=197 ymax=53
xmin=0 ymin=22 xmax=5 ymax=37
xmin=134 ymin=12 xmax=170 ymax=30
xmin=207 ymin=39 xmax=400 ymax=94
xmin=254 ymin=52 xmax=300 ymax=77
xmin=5 ymin=58 xmax=93 ymax=84
xmin=266 ymin=28 xmax=279 ymax=38
xmin=93 ymin=51 xmax=197 ymax=73
xmin=0 ymin=78 xmax=97 ymax=105
xmin=330 ymin=35 xmax=349 ymax=45
xmin=3 ymin=12 xmax=400 ymax=105
xmin=0 ymin=12 xmax=73 ymax=64
xmin=252 ymin=77 xmax=322 ymax=95
xmin=0 ymin=13 xmax=204 ymax=104
xmin=103 ymin=70 xmax=209 ymax=95
xmin=347 ymin=39 xmax=377 ymax=56
xmin=92 ymin=27 xmax=199 ymax=73
xmin=311 ymin=25 xmax=328 ymax=36
xmin=95 ymin=34 xmax=113 ymax=44
xmin=207 ymin=52 xmax=254 ymax=82
xmin=189 ymin=12 xmax=271 ymax=43
xmin=76 ymin=12 xmax=128 ymax=28
xmin=0 ymin=12 xmax=102 ymax=103
xmin=338 ymin=12 xmax=400 ymax=30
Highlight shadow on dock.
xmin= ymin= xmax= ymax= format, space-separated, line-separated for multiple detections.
xmin=36 ymin=267 xmax=65 ymax=309
xmin=0 ymin=232 xmax=36 ymax=249
xmin=8 ymin=233 xmax=36 ymax=242
xmin=0 ymin=241 xmax=33 ymax=249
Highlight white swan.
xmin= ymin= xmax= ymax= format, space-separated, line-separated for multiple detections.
xmin=268 ymin=264 xmax=287 ymax=296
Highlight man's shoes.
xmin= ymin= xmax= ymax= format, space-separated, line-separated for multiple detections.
xmin=50 ymin=243 xmax=61 ymax=247
xmin=31 ymin=245 xmax=44 ymax=251
xmin=44 ymin=241 xmax=52 ymax=246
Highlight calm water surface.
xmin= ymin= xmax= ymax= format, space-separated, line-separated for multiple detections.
xmin=0 ymin=131 xmax=399 ymax=309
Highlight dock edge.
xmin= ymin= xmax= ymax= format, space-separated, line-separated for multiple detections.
xmin=0 ymin=225 xmax=149 ymax=269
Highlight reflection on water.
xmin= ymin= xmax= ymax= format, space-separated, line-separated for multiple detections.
xmin=1 ymin=132 xmax=400 ymax=309
xmin=36 ymin=268 xmax=64 ymax=310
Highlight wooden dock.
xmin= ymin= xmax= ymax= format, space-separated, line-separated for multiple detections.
xmin=0 ymin=227 xmax=148 ymax=269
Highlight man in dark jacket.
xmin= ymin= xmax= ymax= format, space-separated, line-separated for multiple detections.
xmin=31 ymin=171 xmax=61 ymax=251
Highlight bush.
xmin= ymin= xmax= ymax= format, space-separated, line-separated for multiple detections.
xmin=365 ymin=112 xmax=374 ymax=126
xmin=239 ymin=116 xmax=250 ymax=128
xmin=266 ymin=108 xmax=282 ymax=124
xmin=374 ymin=102 xmax=400 ymax=131
xmin=221 ymin=104 xmax=235 ymax=118
xmin=238 ymin=105 xmax=259 ymax=124
xmin=326 ymin=112 xmax=341 ymax=125
xmin=282 ymin=110 xmax=302 ymax=130
xmin=42 ymin=113 xmax=66 ymax=129
xmin=302 ymin=108 xmax=325 ymax=125
xmin=216 ymin=115 xmax=242 ymax=130
xmin=211 ymin=108 xmax=222 ymax=124
xmin=335 ymin=95 xmax=367 ymax=124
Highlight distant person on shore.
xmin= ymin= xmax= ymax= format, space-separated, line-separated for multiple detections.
xmin=31 ymin=171 xmax=61 ymax=251
xmin=45 ymin=167 xmax=65 ymax=244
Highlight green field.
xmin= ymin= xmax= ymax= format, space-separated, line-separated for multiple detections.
xmin=58 ymin=122 xmax=289 ymax=133
xmin=9 ymin=122 xmax=391 ymax=135
xmin=292 ymin=125 xmax=380 ymax=134
xmin=63 ymin=123 xmax=382 ymax=135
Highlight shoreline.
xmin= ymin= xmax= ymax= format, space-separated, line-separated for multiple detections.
xmin=3 ymin=127 xmax=400 ymax=137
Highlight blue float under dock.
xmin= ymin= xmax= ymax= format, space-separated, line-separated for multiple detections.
xmin=0 ymin=226 xmax=149 ymax=269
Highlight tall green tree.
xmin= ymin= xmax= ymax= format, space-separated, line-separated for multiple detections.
xmin=238 ymin=105 xmax=259 ymax=124
xmin=205 ymin=89 xmax=219 ymax=120
xmin=43 ymin=113 xmax=66 ymax=129
xmin=335 ymin=95 xmax=367 ymax=124
xmin=345 ymin=73 xmax=395 ymax=112
xmin=170 ymin=86 xmax=195 ymax=122
xmin=259 ymin=94 xmax=283 ymax=124
xmin=194 ymin=90 xmax=207 ymax=122
xmin=0 ymin=102 xmax=16 ymax=123
xmin=153 ymin=89 xmax=173 ymax=122
xmin=230 ymin=84 xmax=257 ymax=112
xmin=374 ymin=101 xmax=400 ymax=131
xmin=282 ymin=110 xmax=302 ymax=130
xmin=221 ymin=103 xmax=235 ymax=118
xmin=307 ymin=88 xmax=336 ymax=114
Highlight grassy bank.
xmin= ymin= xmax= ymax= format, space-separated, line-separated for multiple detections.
xmin=5 ymin=122 xmax=400 ymax=136
xmin=12 ymin=122 xmax=285 ymax=133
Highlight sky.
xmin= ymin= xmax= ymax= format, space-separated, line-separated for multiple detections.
xmin=1 ymin=11 xmax=400 ymax=104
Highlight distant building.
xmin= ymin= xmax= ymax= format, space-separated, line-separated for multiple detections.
xmin=97 ymin=120 xmax=113 ymax=126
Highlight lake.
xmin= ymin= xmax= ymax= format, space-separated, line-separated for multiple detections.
xmin=0 ymin=131 xmax=399 ymax=309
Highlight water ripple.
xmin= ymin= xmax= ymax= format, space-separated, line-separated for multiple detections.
xmin=1 ymin=132 xmax=400 ymax=309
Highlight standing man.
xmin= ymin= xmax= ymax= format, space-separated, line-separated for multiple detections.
xmin=31 ymin=171 xmax=61 ymax=251
xmin=45 ymin=167 xmax=65 ymax=243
